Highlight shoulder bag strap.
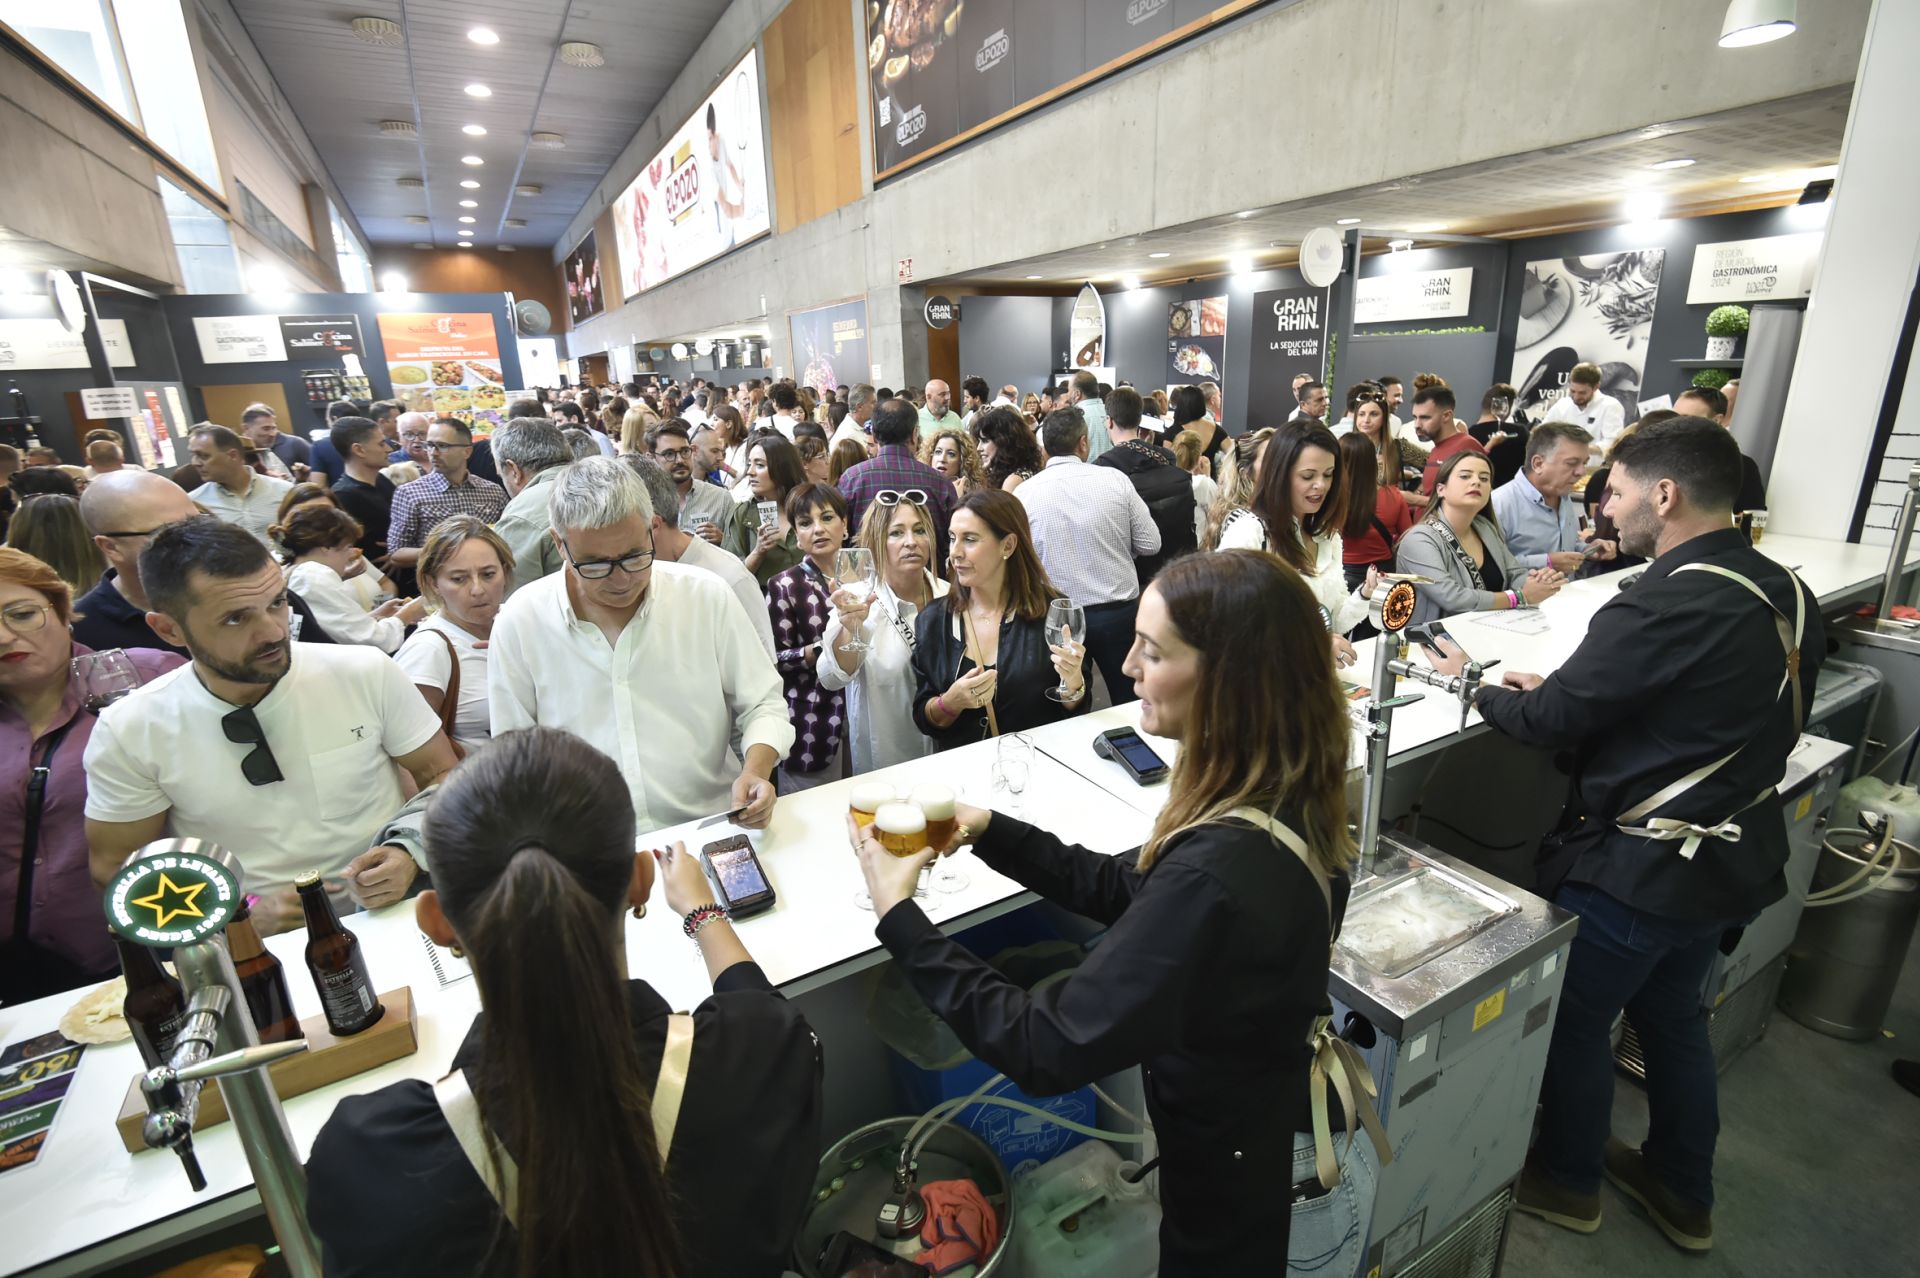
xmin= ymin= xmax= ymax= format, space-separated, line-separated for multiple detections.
xmin=1428 ymin=518 xmax=1487 ymax=592
xmin=961 ymin=606 xmax=1000 ymax=738
xmin=651 ymin=1013 xmax=695 ymax=1161
xmin=14 ymin=716 xmax=81 ymax=943
xmin=431 ymin=629 xmax=462 ymax=740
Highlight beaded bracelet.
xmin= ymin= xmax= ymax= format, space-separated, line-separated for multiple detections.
xmin=682 ymin=903 xmax=728 ymax=940
xmin=935 ymin=693 xmax=954 ymax=718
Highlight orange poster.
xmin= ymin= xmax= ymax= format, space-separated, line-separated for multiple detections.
xmin=375 ymin=312 xmax=508 ymax=428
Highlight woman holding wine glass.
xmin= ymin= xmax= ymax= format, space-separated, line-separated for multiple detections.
xmin=762 ymin=483 xmax=853 ymax=790
xmin=818 ymin=492 xmax=950 ymax=774
xmin=0 ymin=548 xmax=182 ymax=1003
xmin=911 ymin=489 xmax=1087 ymax=750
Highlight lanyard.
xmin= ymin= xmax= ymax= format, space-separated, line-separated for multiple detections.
xmin=15 ymin=716 xmax=80 ymax=943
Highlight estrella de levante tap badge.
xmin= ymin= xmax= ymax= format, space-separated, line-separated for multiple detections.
xmin=104 ymin=842 xmax=242 ymax=947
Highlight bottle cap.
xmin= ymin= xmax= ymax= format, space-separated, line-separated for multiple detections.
xmin=293 ymin=870 xmax=322 ymax=889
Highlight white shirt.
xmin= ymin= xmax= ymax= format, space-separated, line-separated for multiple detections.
xmin=1543 ymin=392 xmax=1626 ymax=454
xmin=817 ymin=572 xmax=948 ymax=775
xmin=1015 ymin=456 xmax=1160 ymax=605
xmin=83 ymin=644 xmax=440 ymax=897
xmin=488 ymin=563 xmax=794 ymax=828
xmin=393 ymin=613 xmax=492 ymax=751
xmin=829 ymin=418 xmax=870 ymax=452
xmin=286 ymin=560 xmax=405 ymax=653
xmin=770 ymin=413 xmax=800 ymax=442
xmin=1215 ymin=511 xmax=1368 ymax=632
xmin=192 ymin=473 xmax=293 ymax=545
xmin=678 ymin=533 xmax=777 ymax=658
xmin=682 ymin=406 xmax=710 ymax=429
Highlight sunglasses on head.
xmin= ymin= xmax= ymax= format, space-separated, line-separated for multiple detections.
xmin=875 ymin=489 xmax=929 ymax=507
xmin=222 ymin=705 xmax=284 ymax=787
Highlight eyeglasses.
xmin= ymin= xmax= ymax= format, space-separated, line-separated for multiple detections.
xmin=422 ymin=441 xmax=470 ymax=453
xmin=95 ymin=525 xmax=170 ymax=541
xmin=875 ymin=489 xmax=929 ymax=507
xmin=561 ymin=540 xmax=655 ymax=580
xmin=0 ymin=603 xmax=51 ymax=637
xmin=221 ymin=705 xmax=284 ymax=787
xmin=399 ymin=432 xmax=429 ymax=443
xmin=654 ymin=445 xmax=694 ymax=461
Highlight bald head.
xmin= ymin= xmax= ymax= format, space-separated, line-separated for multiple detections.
xmin=924 ymin=379 xmax=951 ymax=417
xmin=80 ymin=470 xmax=200 ymax=599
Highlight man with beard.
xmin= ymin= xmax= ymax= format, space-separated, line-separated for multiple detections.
xmin=83 ymin=518 xmax=457 ymax=935
xmin=648 ymin=418 xmax=732 ymax=541
xmin=1427 ymin=417 xmax=1821 ymax=1254
xmin=1412 ymin=384 xmax=1487 ymax=496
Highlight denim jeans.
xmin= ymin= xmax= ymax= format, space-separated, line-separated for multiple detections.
xmin=1535 ymin=882 xmax=1735 ymax=1207
xmin=1082 ymin=598 xmax=1140 ymax=705
xmin=1287 ymin=1128 xmax=1379 ymax=1274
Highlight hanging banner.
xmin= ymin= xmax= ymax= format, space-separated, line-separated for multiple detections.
xmin=1246 ymin=286 xmax=1327 ymax=428
xmin=192 ymin=315 xmax=287 ymax=364
xmin=376 ymin=312 xmax=507 ymax=429
xmin=1684 ymin=232 xmax=1821 ymax=304
xmin=277 ymin=314 xmax=364 ymax=358
xmin=0 ymin=318 xmax=135 ymax=370
xmin=563 ymin=230 xmax=605 ymax=324
xmin=789 ymin=298 xmax=870 ymax=396
xmin=611 ymin=50 xmax=770 ymax=297
xmin=1069 ymin=284 xmax=1106 ymax=370
xmin=1354 ymin=267 xmax=1474 ymax=324
xmin=1508 ymin=250 xmax=1665 ymax=422
xmin=1165 ymin=295 xmax=1227 ymax=390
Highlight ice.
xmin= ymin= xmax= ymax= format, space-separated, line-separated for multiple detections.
xmin=1340 ymin=869 xmax=1513 ymax=977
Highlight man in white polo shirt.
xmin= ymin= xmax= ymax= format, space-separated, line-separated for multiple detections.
xmin=84 ymin=517 xmax=459 ymax=935
xmin=489 ymin=457 xmax=792 ymax=830
xmin=189 ymin=424 xmax=293 ymax=545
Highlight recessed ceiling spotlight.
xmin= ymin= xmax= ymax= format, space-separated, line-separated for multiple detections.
xmin=1235 ymin=210 xmax=1257 ymax=219
xmin=460 ymin=179 xmax=480 ymax=189
xmin=1121 ymin=274 xmax=1142 ymax=291
xmin=455 ymin=242 xmax=473 ymax=249
xmin=467 ymin=27 xmax=499 ymax=45
xmin=349 ymin=16 xmax=403 ymax=47
xmin=464 ymin=83 xmax=492 ymax=98
xmin=558 ymin=41 xmax=605 ymax=68
xmin=458 ymin=215 xmax=476 ymax=224
xmin=379 ymin=271 xmax=409 ymax=292
xmin=1737 ymin=172 xmax=1774 ymax=184
xmin=459 ymin=199 xmax=477 ymax=208
xmin=1336 ymin=217 xmax=1362 ymax=226
xmin=1229 ymin=254 xmax=1254 ymax=275
xmin=1147 ymin=252 xmax=1171 ymax=259
xmin=1649 ymin=157 xmax=1696 ymax=170
xmin=1624 ymin=193 xmax=1665 ymax=223
xmin=461 ymin=155 xmax=484 ymax=166
xmin=1719 ymin=0 xmax=1797 ymax=48
xmin=462 ymin=124 xmax=487 ymax=136
xmin=1387 ymin=238 xmax=1414 ymax=252
xmin=1025 ymin=274 xmax=1043 ymax=280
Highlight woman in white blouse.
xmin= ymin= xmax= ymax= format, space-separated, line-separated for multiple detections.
xmin=1215 ymin=421 xmax=1378 ymax=666
xmin=817 ymin=493 xmax=949 ymax=774
xmin=392 ymin=515 xmax=512 ymax=754
xmin=280 ymin=506 xmax=426 ymax=652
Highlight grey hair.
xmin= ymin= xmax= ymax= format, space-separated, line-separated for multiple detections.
xmin=1525 ymin=420 xmax=1593 ymax=467
xmin=491 ymin=417 xmax=571 ymax=473
xmin=618 ymin=454 xmax=680 ymax=523
xmin=561 ymin=428 xmax=598 ymax=460
xmin=849 ymin=383 xmax=876 ymax=413
xmin=547 ymin=456 xmax=654 ymax=535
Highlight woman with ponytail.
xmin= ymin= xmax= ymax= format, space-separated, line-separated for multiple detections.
xmin=306 ymin=728 xmax=824 ymax=1277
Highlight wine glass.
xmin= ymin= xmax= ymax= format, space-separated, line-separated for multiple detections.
xmin=72 ymin=649 xmax=142 ymax=712
xmin=833 ymin=547 xmax=878 ymax=653
xmin=912 ymin=783 xmax=969 ymax=894
xmin=992 ymin=734 xmax=1033 ymax=817
xmin=1043 ymin=598 xmax=1086 ymax=702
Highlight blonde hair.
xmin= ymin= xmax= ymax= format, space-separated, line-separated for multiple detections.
xmin=918 ymin=427 xmax=987 ymax=493
xmin=857 ymin=494 xmax=934 ymax=567
xmin=618 ymin=405 xmax=661 ymax=454
xmin=1169 ymin=429 xmax=1203 ymax=471
xmin=416 ymin=514 xmax=515 ymax=608
xmin=5 ymin=496 xmax=105 ymax=596
xmin=1204 ymin=427 xmax=1273 ymax=549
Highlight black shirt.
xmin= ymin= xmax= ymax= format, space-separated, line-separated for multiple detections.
xmin=71 ymin=571 xmax=336 ymax=651
xmin=1475 ymin=528 xmax=1823 ymax=920
xmin=331 ymin=472 xmax=396 ymax=558
xmin=910 ymin=598 xmax=1089 ymax=748
xmin=305 ymin=964 xmax=823 ymax=1278
xmin=876 ymin=813 xmax=1349 ymax=1274
xmin=1470 ymin=418 xmax=1529 ymax=488
xmin=1096 ymin=440 xmax=1197 ymax=585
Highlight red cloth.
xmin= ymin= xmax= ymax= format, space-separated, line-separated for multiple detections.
xmin=1344 ymin=487 xmax=1415 ymax=564
xmin=1420 ymin=430 xmax=1488 ymax=495
xmin=917 ymin=1178 xmax=1000 ymax=1275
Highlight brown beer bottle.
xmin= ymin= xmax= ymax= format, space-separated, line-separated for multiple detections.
xmin=225 ymin=904 xmax=304 ymax=1044
xmin=294 ymin=871 xmax=383 ymax=1035
xmin=116 ymin=937 xmax=189 ymax=1069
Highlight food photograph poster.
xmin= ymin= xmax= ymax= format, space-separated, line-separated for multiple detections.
xmin=1508 ymin=250 xmax=1665 ymax=423
xmin=1166 ymin=296 xmax=1226 ymax=392
xmin=375 ymin=312 xmax=508 ymax=429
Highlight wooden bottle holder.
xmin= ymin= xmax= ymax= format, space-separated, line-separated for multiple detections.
xmin=114 ymin=987 xmax=417 ymax=1155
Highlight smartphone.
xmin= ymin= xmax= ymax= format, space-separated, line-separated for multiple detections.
xmin=815 ymin=1231 xmax=929 ymax=1277
xmin=1093 ymin=727 xmax=1170 ymax=784
xmin=1407 ymin=622 xmax=1467 ymax=660
xmin=756 ymin=500 xmax=780 ymax=537
xmin=1579 ymin=539 xmax=1608 ymax=559
xmin=701 ymin=834 xmax=777 ymax=919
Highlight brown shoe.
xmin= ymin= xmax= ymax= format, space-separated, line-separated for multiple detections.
xmin=1603 ymin=1137 xmax=1713 ymax=1252
xmin=1514 ymin=1157 xmax=1601 ymax=1233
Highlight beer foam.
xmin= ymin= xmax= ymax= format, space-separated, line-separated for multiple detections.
xmin=910 ymin=784 xmax=956 ymax=819
xmin=850 ymin=781 xmax=898 ymax=812
xmin=873 ymin=802 xmax=926 ymax=835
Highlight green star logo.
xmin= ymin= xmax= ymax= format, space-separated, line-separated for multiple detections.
xmin=130 ymin=871 xmax=208 ymax=930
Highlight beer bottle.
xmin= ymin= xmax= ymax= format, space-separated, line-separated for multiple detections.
xmin=225 ymin=903 xmax=303 ymax=1044
xmin=295 ymin=871 xmax=384 ymax=1036
xmin=116 ymin=937 xmax=189 ymax=1069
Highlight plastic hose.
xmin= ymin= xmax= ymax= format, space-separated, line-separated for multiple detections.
xmin=920 ymin=1095 xmax=1152 ymax=1148
xmin=1803 ymin=824 xmax=1901 ymax=908
xmin=902 ymin=1071 xmax=1006 ymax=1168
xmin=1091 ymin=1083 xmax=1152 ymax=1134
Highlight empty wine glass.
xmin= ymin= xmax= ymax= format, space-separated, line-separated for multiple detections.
xmin=72 ymin=648 xmax=142 ymax=712
xmin=1043 ymin=598 xmax=1086 ymax=702
xmin=992 ymin=734 xmax=1033 ymax=816
xmin=833 ymin=547 xmax=878 ymax=653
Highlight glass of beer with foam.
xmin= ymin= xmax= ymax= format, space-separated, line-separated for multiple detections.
xmin=911 ymin=784 xmax=958 ymax=848
xmin=850 ymin=781 xmax=896 ymax=831
xmin=872 ymin=802 xmax=928 ymax=858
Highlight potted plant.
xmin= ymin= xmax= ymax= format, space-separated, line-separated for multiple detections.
xmin=1704 ymin=305 xmax=1750 ymax=361
xmin=1691 ymin=367 xmax=1732 ymax=391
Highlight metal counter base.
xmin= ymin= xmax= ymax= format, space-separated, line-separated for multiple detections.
xmin=1330 ymin=836 xmax=1579 ymax=1278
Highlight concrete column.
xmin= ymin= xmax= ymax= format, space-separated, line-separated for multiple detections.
xmin=1770 ymin=0 xmax=1920 ymax=542
xmin=867 ymin=285 xmax=929 ymax=391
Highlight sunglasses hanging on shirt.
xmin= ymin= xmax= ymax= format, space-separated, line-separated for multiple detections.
xmin=222 ymin=705 xmax=285 ymax=787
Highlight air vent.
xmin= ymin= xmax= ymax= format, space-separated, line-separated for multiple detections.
xmin=404 ymin=215 xmax=429 ymax=225
xmin=395 ymin=177 xmax=425 ymax=190
xmin=495 ymin=245 xmax=516 ymax=252
xmin=529 ymin=132 xmax=566 ymax=150
xmin=504 ymin=218 xmax=527 ymax=228
xmin=514 ymin=183 xmax=543 ymax=197
xmin=350 ymin=16 xmax=403 ymax=46
xmin=558 ymin=41 xmax=603 ymax=68
xmin=411 ymin=242 xmax=433 ymax=250
xmin=379 ymin=120 xmax=417 ymax=139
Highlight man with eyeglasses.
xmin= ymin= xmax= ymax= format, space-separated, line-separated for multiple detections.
xmin=646 ymin=418 xmax=731 ymax=543
xmin=83 ymin=517 xmax=458 ymax=935
xmin=387 ymin=418 xmax=508 ymax=573
xmin=490 ymin=458 xmax=791 ymax=831
xmin=836 ymin=398 xmax=956 ymax=550
xmin=387 ymin=411 xmax=434 ymax=471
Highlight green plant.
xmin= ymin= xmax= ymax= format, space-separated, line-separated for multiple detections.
xmin=1355 ymin=325 xmax=1489 ymax=336
xmin=1705 ymin=305 xmax=1750 ymax=337
xmin=1691 ymin=368 xmax=1732 ymax=390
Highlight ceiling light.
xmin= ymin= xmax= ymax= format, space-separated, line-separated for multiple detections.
xmin=1336 ymin=217 xmax=1362 ymax=226
xmin=378 ymin=119 xmax=416 ymax=139
xmin=1120 ymin=274 xmax=1142 ymax=291
xmin=1801 ymin=164 xmax=1839 ymax=182
xmin=558 ymin=41 xmax=605 ymax=68
xmin=1235 ymin=210 xmax=1257 ymax=219
xmin=1147 ymin=252 xmax=1170 ymax=259
xmin=395 ymin=177 xmax=424 ymax=190
xmin=459 ymin=199 xmax=478 ymax=208
xmin=458 ymin=215 xmax=476 ymax=224
xmin=464 ymin=83 xmax=492 ymax=98
xmin=460 ymin=179 xmax=480 ymax=189
xmin=529 ymin=132 xmax=566 ymax=150
xmin=349 ymin=16 xmax=403 ymax=47
xmin=514 ymin=183 xmax=543 ymax=197
xmin=1406 ymin=223 xmax=1449 ymax=233
xmin=404 ymin=215 xmax=429 ymax=225
xmin=1025 ymin=275 xmax=1043 ymax=280
xmin=1649 ymin=157 xmax=1696 ymax=170
xmin=461 ymin=155 xmax=484 ymax=166
xmin=1737 ymin=172 xmax=1775 ymax=184
xmin=456 ymin=242 xmax=473 ymax=249
xmin=1624 ymin=193 xmax=1665 ymax=223
xmin=462 ymin=124 xmax=487 ymax=136
xmin=1719 ymin=0 xmax=1796 ymax=48
xmin=467 ymin=26 xmax=499 ymax=45
xmin=379 ymin=271 xmax=409 ymax=293
xmin=1387 ymin=238 xmax=1414 ymax=252
xmin=1229 ymin=254 xmax=1254 ymax=276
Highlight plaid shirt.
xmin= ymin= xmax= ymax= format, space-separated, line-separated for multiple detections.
xmin=388 ymin=470 xmax=508 ymax=550
xmin=837 ymin=445 xmax=957 ymax=555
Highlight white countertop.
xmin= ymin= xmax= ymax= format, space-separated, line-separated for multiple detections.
xmin=2 ymin=530 xmax=1905 ymax=1274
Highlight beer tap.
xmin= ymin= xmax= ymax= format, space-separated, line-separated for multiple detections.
xmin=103 ymin=839 xmax=324 ymax=1278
